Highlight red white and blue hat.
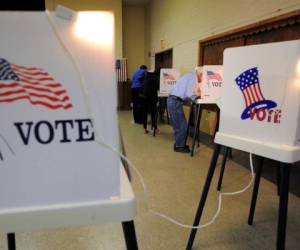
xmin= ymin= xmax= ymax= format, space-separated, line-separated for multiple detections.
xmin=235 ymin=67 xmax=277 ymax=119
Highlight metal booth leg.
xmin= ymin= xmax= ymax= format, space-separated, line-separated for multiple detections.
xmin=277 ymin=163 xmax=291 ymax=250
xmin=216 ymin=147 xmax=230 ymax=191
xmin=186 ymin=144 xmax=221 ymax=250
xmin=277 ymin=163 xmax=281 ymax=196
xmin=122 ymin=221 xmax=138 ymax=250
xmin=7 ymin=233 xmax=16 ymax=250
xmin=165 ymin=98 xmax=170 ymax=124
xmin=228 ymin=148 xmax=233 ymax=159
xmin=248 ymin=156 xmax=264 ymax=225
xmin=191 ymin=104 xmax=202 ymax=157
xmin=184 ymin=102 xmax=195 ymax=146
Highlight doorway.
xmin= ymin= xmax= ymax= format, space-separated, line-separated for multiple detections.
xmin=155 ymin=49 xmax=173 ymax=69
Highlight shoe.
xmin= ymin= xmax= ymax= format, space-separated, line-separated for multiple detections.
xmin=174 ymin=146 xmax=191 ymax=153
xmin=174 ymin=144 xmax=189 ymax=150
xmin=144 ymin=129 xmax=149 ymax=134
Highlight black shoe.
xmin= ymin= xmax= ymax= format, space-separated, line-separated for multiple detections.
xmin=174 ymin=144 xmax=189 ymax=150
xmin=174 ymin=146 xmax=191 ymax=153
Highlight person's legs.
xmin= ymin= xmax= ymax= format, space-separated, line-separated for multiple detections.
xmin=132 ymin=88 xmax=142 ymax=124
xmin=150 ymin=100 xmax=158 ymax=130
xmin=142 ymin=99 xmax=149 ymax=132
xmin=167 ymin=97 xmax=187 ymax=148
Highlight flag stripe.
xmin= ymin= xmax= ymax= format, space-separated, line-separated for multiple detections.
xmin=0 ymin=88 xmax=70 ymax=102
xmin=249 ymin=85 xmax=258 ymax=102
xmin=245 ymin=87 xmax=254 ymax=104
xmin=0 ymin=81 xmax=67 ymax=96
xmin=0 ymin=95 xmax=72 ymax=109
xmin=242 ymin=91 xmax=250 ymax=106
xmin=12 ymin=64 xmax=43 ymax=71
xmin=20 ymin=77 xmax=62 ymax=88
xmin=254 ymin=83 xmax=265 ymax=100
xmin=12 ymin=66 xmax=50 ymax=76
xmin=116 ymin=58 xmax=128 ymax=82
xmin=16 ymin=74 xmax=54 ymax=82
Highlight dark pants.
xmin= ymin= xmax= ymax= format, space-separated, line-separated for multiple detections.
xmin=132 ymin=88 xmax=142 ymax=124
xmin=142 ymin=98 xmax=157 ymax=130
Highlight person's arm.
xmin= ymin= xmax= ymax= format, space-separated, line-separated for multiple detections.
xmin=194 ymin=71 xmax=202 ymax=97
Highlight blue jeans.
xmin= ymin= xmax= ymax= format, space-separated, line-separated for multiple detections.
xmin=167 ymin=96 xmax=187 ymax=147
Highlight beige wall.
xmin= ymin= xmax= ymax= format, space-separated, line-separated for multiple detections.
xmin=146 ymin=0 xmax=300 ymax=74
xmin=123 ymin=6 xmax=146 ymax=78
xmin=45 ymin=0 xmax=123 ymax=58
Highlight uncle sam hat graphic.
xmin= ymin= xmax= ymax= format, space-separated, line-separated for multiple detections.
xmin=235 ymin=67 xmax=277 ymax=120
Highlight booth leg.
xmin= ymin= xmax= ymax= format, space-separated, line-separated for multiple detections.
xmin=7 ymin=233 xmax=16 ymax=250
xmin=184 ymin=102 xmax=195 ymax=146
xmin=122 ymin=221 xmax=138 ymax=250
xmin=276 ymin=163 xmax=290 ymax=250
xmin=213 ymin=107 xmax=220 ymax=137
xmin=217 ymin=147 xmax=230 ymax=191
xmin=277 ymin=163 xmax=281 ymax=196
xmin=166 ymin=101 xmax=170 ymax=124
xmin=197 ymin=121 xmax=200 ymax=147
xmin=186 ymin=144 xmax=221 ymax=250
xmin=153 ymin=103 xmax=159 ymax=137
xmin=191 ymin=104 xmax=202 ymax=157
xmin=248 ymin=156 xmax=264 ymax=225
xmin=228 ymin=148 xmax=233 ymax=159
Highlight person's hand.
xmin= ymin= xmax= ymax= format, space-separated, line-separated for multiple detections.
xmin=195 ymin=71 xmax=202 ymax=97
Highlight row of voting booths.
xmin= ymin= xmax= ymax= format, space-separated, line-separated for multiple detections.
xmin=1 ymin=2 xmax=299 ymax=250
xmin=158 ymin=66 xmax=223 ymax=136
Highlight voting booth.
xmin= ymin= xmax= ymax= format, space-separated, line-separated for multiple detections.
xmin=159 ymin=68 xmax=180 ymax=95
xmin=0 ymin=8 xmax=138 ymax=247
xmin=187 ymin=40 xmax=300 ymax=250
xmin=197 ymin=65 xmax=223 ymax=105
xmin=187 ymin=66 xmax=223 ymax=156
xmin=215 ymin=39 xmax=300 ymax=163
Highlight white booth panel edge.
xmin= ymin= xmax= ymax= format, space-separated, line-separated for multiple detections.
xmin=215 ymin=132 xmax=300 ymax=163
xmin=0 ymin=165 xmax=136 ymax=233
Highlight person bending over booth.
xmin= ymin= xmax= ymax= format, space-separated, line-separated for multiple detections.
xmin=140 ymin=68 xmax=160 ymax=134
xmin=167 ymin=69 xmax=202 ymax=153
xmin=131 ymin=65 xmax=147 ymax=124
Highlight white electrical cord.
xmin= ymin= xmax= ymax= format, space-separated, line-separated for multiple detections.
xmin=46 ymin=10 xmax=255 ymax=230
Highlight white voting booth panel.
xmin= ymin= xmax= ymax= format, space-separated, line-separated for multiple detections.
xmin=197 ymin=66 xmax=223 ymax=105
xmin=0 ymin=166 xmax=136 ymax=233
xmin=215 ymin=39 xmax=300 ymax=163
xmin=159 ymin=68 xmax=180 ymax=95
xmin=0 ymin=10 xmax=134 ymax=232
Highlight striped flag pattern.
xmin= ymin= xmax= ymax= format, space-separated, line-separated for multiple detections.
xmin=163 ymin=72 xmax=176 ymax=81
xmin=116 ymin=58 xmax=128 ymax=82
xmin=235 ymin=67 xmax=264 ymax=107
xmin=207 ymin=70 xmax=222 ymax=81
xmin=0 ymin=58 xmax=72 ymax=110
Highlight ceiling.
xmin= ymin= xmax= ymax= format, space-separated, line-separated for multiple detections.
xmin=122 ymin=0 xmax=149 ymax=7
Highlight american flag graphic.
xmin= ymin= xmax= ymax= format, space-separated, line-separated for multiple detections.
xmin=207 ymin=71 xmax=222 ymax=81
xmin=0 ymin=58 xmax=72 ymax=110
xmin=235 ymin=67 xmax=265 ymax=107
xmin=163 ymin=72 xmax=176 ymax=81
xmin=116 ymin=58 xmax=128 ymax=82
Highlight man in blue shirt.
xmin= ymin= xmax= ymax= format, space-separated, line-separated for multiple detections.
xmin=131 ymin=65 xmax=147 ymax=124
xmin=167 ymin=71 xmax=202 ymax=153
